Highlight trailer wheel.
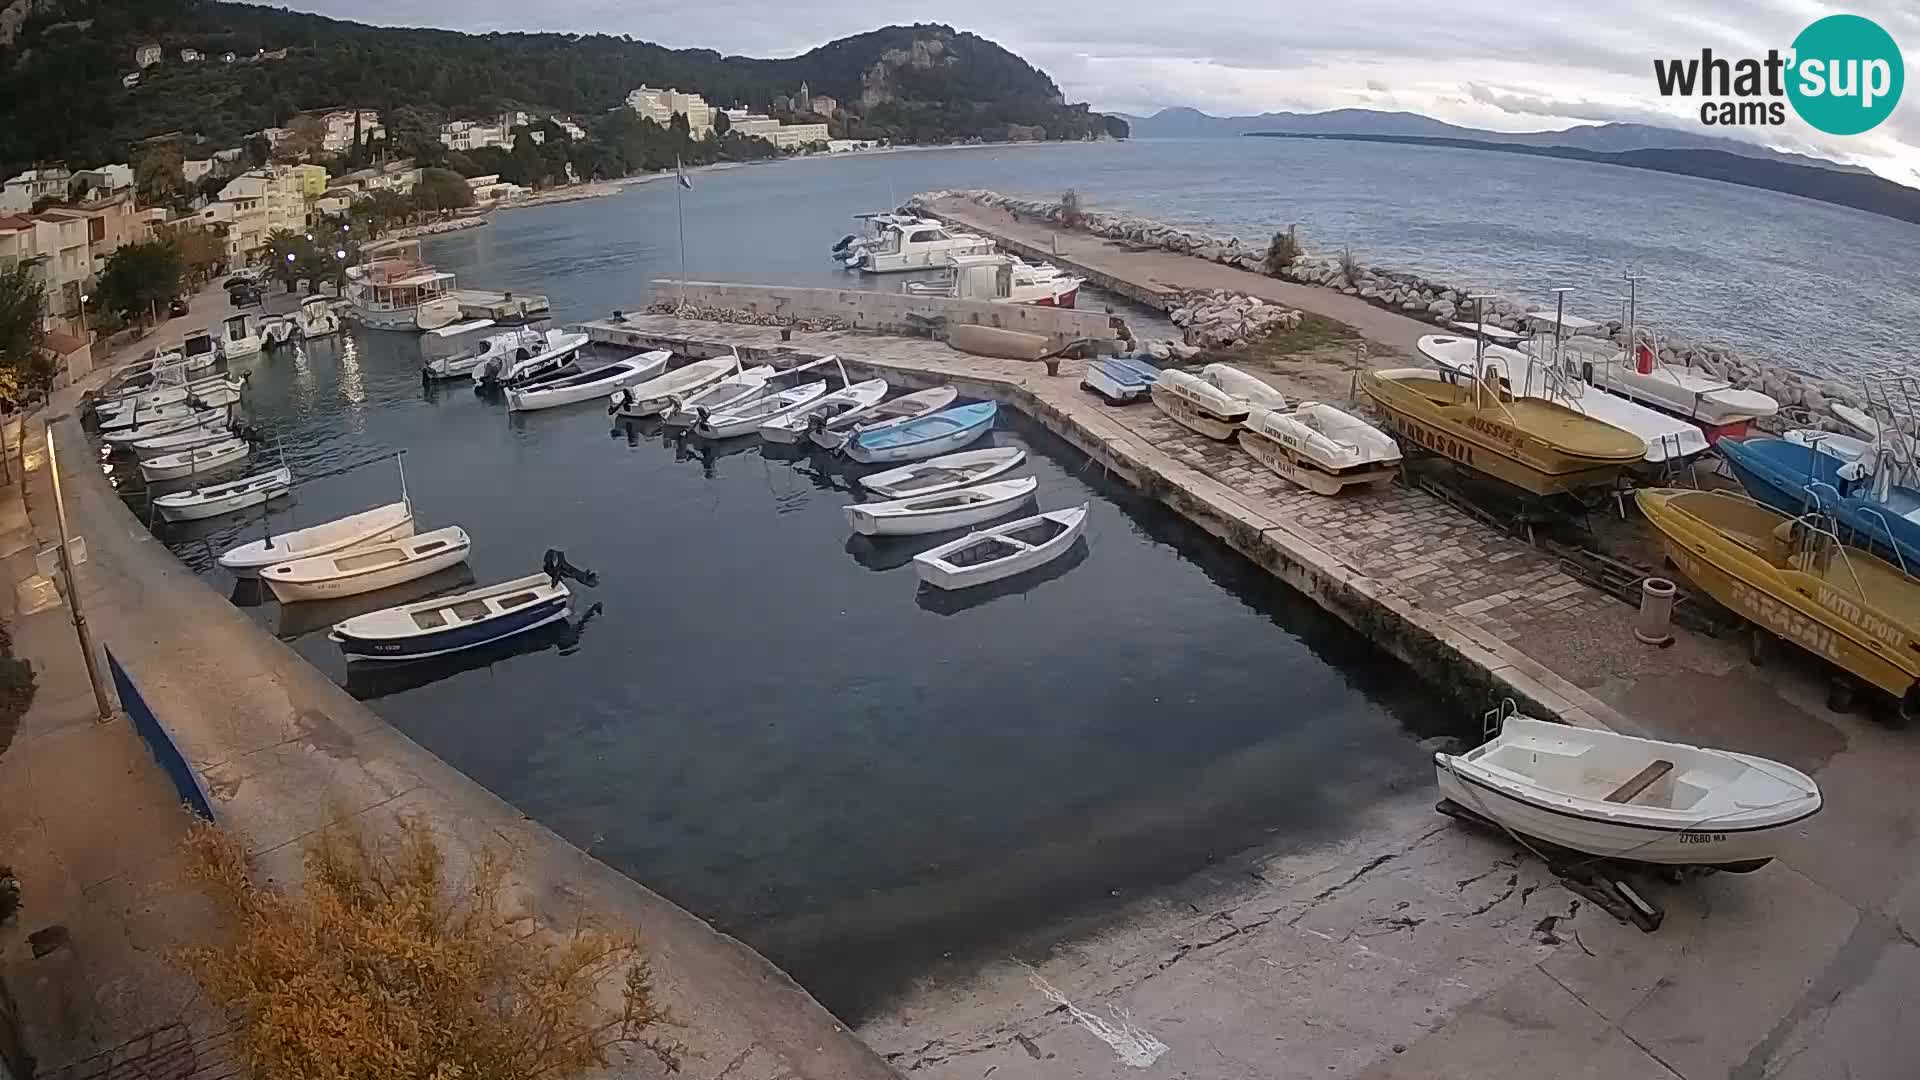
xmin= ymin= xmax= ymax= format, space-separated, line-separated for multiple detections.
xmin=1826 ymin=677 xmax=1858 ymax=714
xmin=1888 ymin=686 xmax=1920 ymax=730
xmin=1748 ymin=626 xmax=1772 ymax=666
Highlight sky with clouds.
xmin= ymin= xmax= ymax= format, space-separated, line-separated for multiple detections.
xmin=274 ymin=1 xmax=1920 ymax=184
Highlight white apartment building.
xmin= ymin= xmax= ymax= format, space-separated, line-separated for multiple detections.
xmin=319 ymin=110 xmax=386 ymax=154
xmin=0 ymin=212 xmax=90 ymax=333
xmin=1 ymin=168 xmax=74 ymax=212
xmin=209 ymin=168 xmax=306 ymax=263
xmin=439 ymin=118 xmax=511 ymax=152
xmin=721 ymin=111 xmax=829 ymax=149
xmin=627 ymin=86 xmax=713 ymax=132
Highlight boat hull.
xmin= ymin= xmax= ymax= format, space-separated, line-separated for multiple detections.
xmin=154 ymin=472 xmax=291 ymax=522
xmin=913 ymin=507 xmax=1088 ymax=590
xmin=846 ymin=480 xmax=1037 ymax=536
xmin=264 ymin=533 xmax=472 ymax=604
xmin=139 ymin=440 xmax=251 ymax=482
xmin=1150 ymin=384 xmax=1242 ymax=440
xmin=860 ymin=448 xmax=1027 ymax=499
xmin=1237 ymin=427 xmax=1397 ymax=495
xmin=331 ymin=596 xmax=569 ymax=661
xmin=846 ymin=413 xmax=994 ymax=464
xmin=218 ymin=503 xmax=415 ymax=577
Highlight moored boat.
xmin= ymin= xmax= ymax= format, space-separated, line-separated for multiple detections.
xmin=1083 ymin=356 xmax=1160 ymax=404
xmin=609 ymin=355 xmax=738 ymax=418
xmin=506 ymin=351 xmax=671 ymax=412
xmin=153 ymin=465 xmax=292 ymax=522
xmin=129 ymin=421 xmax=244 ymax=460
xmin=101 ymin=408 xmax=232 ymax=446
xmin=1238 ymin=403 xmax=1401 ymax=495
xmin=662 ymin=365 xmax=777 ymax=427
xmin=220 ymin=313 xmax=261 ymax=360
xmin=808 ymin=386 xmax=958 ymax=450
xmin=846 ymin=477 xmax=1038 ymax=536
xmin=846 ymin=402 xmax=997 ymax=464
xmin=835 ymin=214 xmax=994 ymax=272
xmin=296 ymin=295 xmax=343 ymax=339
xmin=328 ymin=572 xmax=572 ymax=662
xmin=694 ymin=381 xmax=828 ymax=439
xmin=346 ymin=244 xmax=461 ymax=332
xmin=912 ymin=504 xmax=1089 ymax=590
xmin=96 ymin=375 xmax=242 ymax=419
xmin=1435 ymin=711 xmax=1820 ymax=871
xmin=424 ymin=325 xmax=542 ymax=380
xmin=219 ymin=499 xmax=416 ymax=577
xmin=139 ymin=438 xmax=252 ymax=483
xmin=859 ymin=446 xmax=1027 ymax=499
xmin=760 ymin=378 xmax=888 ymax=444
xmin=473 ymin=330 xmax=588 ymax=388
xmin=264 ymin=525 xmax=472 ymax=603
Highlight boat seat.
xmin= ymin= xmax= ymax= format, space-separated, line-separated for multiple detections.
xmin=1605 ymin=759 xmax=1675 ymax=803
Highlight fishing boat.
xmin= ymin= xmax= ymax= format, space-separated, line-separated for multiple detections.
xmin=263 ymin=526 xmax=472 ymax=604
xmin=473 ymin=330 xmax=588 ymax=388
xmin=138 ymin=438 xmax=252 ymax=483
xmin=846 ymin=402 xmax=997 ymax=464
xmin=329 ymin=572 xmax=571 ymax=662
xmin=1638 ymin=488 xmax=1920 ymax=715
xmin=662 ymin=365 xmax=779 ymax=427
xmin=1418 ymin=334 xmax=1710 ymax=465
xmin=423 ymin=325 xmax=542 ymax=380
xmin=760 ymin=379 xmax=888 ymax=444
xmin=1082 ymin=356 xmax=1160 ymax=404
xmin=345 ymin=245 xmax=461 ymax=332
xmin=860 ymin=447 xmax=1027 ymax=499
xmin=1151 ymin=369 xmax=1255 ymax=439
xmin=220 ymin=313 xmax=261 ymax=360
xmin=101 ymin=408 xmax=231 ymax=446
xmin=1361 ymin=365 xmax=1644 ymax=496
xmin=846 ymin=477 xmax=1039 ymax=536
xmin=913 ymin=504 xmax=1089 ymax=590
xmin=296 ymin=296 xmax=342 ymax=339
xmin=808 ymin=386 xmax=958 ymax=450
xmin=1434 ymin=709 xmax=1820 ymax=871
xmin=609 ymin=355 xmax=738 ymax=418
xmin=506 ymin=351 xmax=671 ymax=412
xmin=834 ymin=214 xmax=994 ymax=273
xmin=1716 ymin=436 xmax=1920 ymax=570
xmin=1238 ymin=404 xmax=1401 ymax=495
xmin=220 ymin=500 xmax=415 ymax=577
xmin=693 ymin=381 xmax=828 ymax=439
xmin=153 ymin=465 xmax=291 ymax=523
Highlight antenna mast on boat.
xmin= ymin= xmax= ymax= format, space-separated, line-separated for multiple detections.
xmin=396 ymin=449 xmax=410 ymax=512
xmin=1468 ymin=293 xmax=1496 ymax=410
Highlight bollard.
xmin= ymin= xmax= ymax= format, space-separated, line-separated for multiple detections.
xmin=1635 ymin=577 xmax=1677 ymax=646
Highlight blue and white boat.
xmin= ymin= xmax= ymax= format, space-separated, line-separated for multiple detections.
xmin=1082 ymin=356 xmax=1160 ymax=404
xmin=1717 ymin=436 xmax=1920 ymax=570
xmin=328 ymin=572 xmax=571 ymax=662
xmin=846 ymin=402 xmax=997 ymax=464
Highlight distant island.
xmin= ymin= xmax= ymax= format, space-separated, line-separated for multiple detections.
xmin=1246 ymin=132 xmax=1920 ymax=227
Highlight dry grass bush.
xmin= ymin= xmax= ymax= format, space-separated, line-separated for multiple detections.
xmin=1059 ymin=187 xmax=1084 ymax=228
xmin=177 ymin=816 xmax=682 ymax=1079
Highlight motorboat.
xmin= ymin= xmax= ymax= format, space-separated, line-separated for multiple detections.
xmin=139 ymin=438 xmax=252 ymax=483
xmin=860 ymin=447 xmax=1028 ymax=499
xmin=1151 ymin=369 xmax=1256 ymax=439
xmin=761 ymin=378 xmax=889 ymax=444
xmin=263 ymin=526 xmax=472 ymax=604
xmin=506 ymin=351 xmax=671 ymax=412
xmin=1419 ymin=334 xmax=1710 ymax=465
xmin=846 ymin=402 xmax=997 ymax=464
xmin=834 ymin=213 xmax=994 ymax=273
xmin=129 ymin=422 xmax=243 ymax=460
xmin=913 ymin=504 xmax=1089 ymax=590
xmin=1783 ymin=429 xmax=1872 ymax=465
xmin=1360 ymin=366 xmax=1644 ymax=496
xmin=1638 ymin=487 xmax=1920 ymax=714
xmin=179 ymin=327 xmax=220 ymax=371
xmin=693 ymin=381 xmax=828 ymax=440
xmin=1082 ymin=356 xmax=1160 ymax=404
xmin=424 ymin=326 xmax=542 ymax=380
xmin=345 ymin=244 xmax=461 ymax=332
xmin=473 ymin=330 xmax=588 ymax=388
xmin=1569 ymin=281 xmax=1776 ymax=440
xmin=903 ymin=253 xmax=1084 ymax=307
xmin=662 ymin=365 xmax=778 ymax=427
xmin=808 ymin=386 xmax=958 ymax=450
xmin=96 ymin=375 xmax=242 ymax=419
xmin=1717 ymin=436 xmax=1920 ymax=570
xmin=101 ymin=352 xmax=188 ymax=394
xmin=101 ymin=408 xmax=232 ymax=446
xmin=1832 ymin=403 xmax=1920 ymax=460
xmin=296 ymin=295 xmax=343 ymax=339
xmin=329 ymin=572 xmax=572 ymax=662
xmin=609 ymin=355 xmax=738 ymax=418
xmin=220 ymin=314 xmax=261 ymax=360
xmin=1434 ymin=709 xmax=1820 ymax=871
xmin=1238 ymin=403 xmax=1401 ymax=495
xmin=846 ymin=477 xmax=1038 ymax=536
xmin=259 ymin=316 xmax=296 ymax=350
xmin=153 ymin=465 xmax=292 ymax=523
xmin=220 ymin=500 xmax=415 ymax=578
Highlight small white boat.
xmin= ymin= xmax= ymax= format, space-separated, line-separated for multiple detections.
xmin=1237 ymin=403 xmax=1402 ymax=495
xmin=129 ymin=422 xmax=241 ymax=460
xmin=329 ymin=572 xmax=571 ymax=662
xmin=424 ymin=326 xmax=541 ymax=380
xmin=846 ymin=402 xmax=997 ymax=464
xmin=473 ymin=330 xmax=588 ymax=387
xmin=259 ymin=317 xmax=296 ymax=350
xmin=506 ymin=351 xmax=671 ymax=412
xmin=1200 ymin=364 xmax=1291 ymax=410
xmin=1152 ymin=369 xmax=1259 ymax=440
xmin=1586 ymin=340 xmax=1778 ymax=435
xmin=98 ymin=399 xmax=219 ymax=433
xmin=263 ymin=525 xmax=472 ymax=604
xmin=97 ymin=376 xmax=242 ymax=420
xmin=847 ymin=477 xmax=1038 ymax=536
xmin=139 ymin=438 xmax=252 ymax=483
xmin=101 ymin=408 xmax=231 ymax=445
xmin=1783 ymin=428 xmax=1872 ymax=464
xmin=662 ymin=365 xmax=778 ymax=427
xmin=761 ymin=378 xmax=889 ymax=444
xmin=860 ymin=447 xmax=1027 ymax=499
xmin=808 ymin=386 xmax=959 ymax=450
xmin=913 ymin=504 xmax=1089 ymax=590
xmin=1831 ymin=404 xmax=1920 ymax=459
xmin=220 ymin=313 xmax=261 ymax=360
xmin=219 ymin=499 xmax=415 ymax=577
xmin=1434 ymin=713 xmax=1820 ymax=871
xmin=693 ymin=381 xmax=828 ymax=439
xmin=609 ymin=355 xmax=738 ymax=418
xmin=1083 ymin=356 xmax=1160 ymax=404
xmin=297 ymin=296 xmax=342 ymax=339
xmin=153 ymin=465 xmax=292 ymax=523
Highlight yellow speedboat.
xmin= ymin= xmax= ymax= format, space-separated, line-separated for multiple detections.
xmin=1637 ymin=488 xmax=1920 ymax=710
xmin=1361 ymin=367 xmax=1644 ymax=495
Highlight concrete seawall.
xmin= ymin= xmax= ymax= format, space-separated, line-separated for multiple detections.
xmin=50 ymin=416 xmax=899 ymax=1080
xmin=649 ymin=279 xmax=1126 ymax=349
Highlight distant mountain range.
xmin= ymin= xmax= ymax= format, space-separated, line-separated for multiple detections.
xmin=1113 ymin=107 xmax=1869 ymax=176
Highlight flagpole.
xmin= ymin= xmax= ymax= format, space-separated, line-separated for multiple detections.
xmin=675 ymin=158 xmax=688 ymax=312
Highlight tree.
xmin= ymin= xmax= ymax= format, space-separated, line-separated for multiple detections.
xmin=244 ymin=133 xmax=272 ymax=167
xmin=134 ymin=146 xmax=186 ymax=206
xmin=177 ymin=817 xmax=682 ymax=1080
xmin=414 ymin=167 xmax=474 ymax=212
xmin=264 ymin=228 xmax=312 ymax=290
xmin=711 ymin=110 xmax=731 ymax=137
xmin=0 ymin=264 xmax=49 ymax=410
xmin=97 ymin=239 xmax=183 ymax=321
xmin=351 ymin=188 xmax=413 ymax=238
xmin=160 ymin=222 xmax=227 ymax=285
xmin=195 ymin=172 xmax=228 ymax=204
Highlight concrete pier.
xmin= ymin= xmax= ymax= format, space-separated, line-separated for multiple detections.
xmin=454 ymin=287 xmax=550 ymax=323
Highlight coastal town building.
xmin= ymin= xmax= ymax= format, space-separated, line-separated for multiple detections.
xmin=134 ymin=43 xmax=162 ymax=68
xmin=317 ymin=109 xmax=385 ymax=153
xmin=207 ymin=167 xmax=307 ymax=263
xmin=73 ymin=164 xmax=134 ymax=196
xmin=721 ymin=110 xmax=829 ymax=149
xmin=439 ymin=117 xmax=511 ymax=152
xmin=0 ymin=211 xmax=90 ymax=333
xmin=626 ymin=86 xmax=713 ymax=132
xmin=557 ymin=118 xmax=587 ymax=141
xmin=808 ymin=94 xmax=839 ymax=117
xmin=179 ymin=48 xmax=202 ymax=62
xmin=1 ymin=167 xmax=75 ymax=212
xmin=59 ymin=192 xmax=150 ymax=272
xmin=183 ymin=158 xmax=216 ymax=185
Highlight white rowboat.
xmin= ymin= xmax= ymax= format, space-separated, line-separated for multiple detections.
xmin=913 ymin=504 xmax=1089 ymax=590
xmin=139 ymin=438 xmax=252 ymax=483
xmin=97 ymin=375 xmax=241 ymax=418
xmin=130 ymin=423 xmax=241 ymax=460
xmin=329 ymin=573 xmax=571 ymax=662
xmin=860 ymin=447 xmax=1027 ymax=499
xmin=610 ymin=356 xmax=738 ymax=418
xmin=153 ymin=466 xmax=291 ymax=523
xmin=506 ymin=351 xmax=671 ymax=412
xmin=98 ymin=400 xmax=219 ymax=433
xmin=846 ymin=402 xmax=996 ymax=464
xmin=264 ymin=525 xmax=472 ymax=603
xmin=847 ymin=477 xmax=1038 ymax=536
xmin=761 ymin=379 xmax=889 ymax=444
xmin=219 ymin=500 xmax=416 ymax=577
xmin=808 ymin=386 xmax=959 ymax=450
xmin=102 ymin=409 xmax=231 ymax=446
xmin=693 ymin=381 xmax=828 ymax=440
xmin=663 ymin=365 xmax=778 ymax=427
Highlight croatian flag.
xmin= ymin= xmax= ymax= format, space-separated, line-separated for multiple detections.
xmin=676 ymin=157 xmax=693 ymax=189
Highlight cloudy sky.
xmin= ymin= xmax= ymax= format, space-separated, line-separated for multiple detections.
xmin=280 ymin=0 xmax=1920 ymax=183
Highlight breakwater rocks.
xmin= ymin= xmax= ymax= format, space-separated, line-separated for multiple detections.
xmin=641 ymin=301 xmax=850 ymax=332
xmin=1171 ymin=290 xmax=1303 ymax=350
xmin=912 ymin=188 xmax=1867 ymax=431
xmin=384 ymin=216 xmax=487 ymax=240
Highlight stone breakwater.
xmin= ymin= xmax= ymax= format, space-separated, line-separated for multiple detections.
xmin=384 ymin=216 xmax=488 ymax=240
xmin=641 ymin=301 xmax=850 ymax=332
xmin=912 ymin=189 xmax=1870 ymax=432
xmin=1165 ymin=290 xmax=1302 ymax=354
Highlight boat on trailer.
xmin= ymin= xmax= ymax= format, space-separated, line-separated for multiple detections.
xmin=846 ymin=477 xmax=1038 ymax=536
xmin=263 ymin=525 xmax=472 ymax=603
xmin=846 ymin=402 xmax=997 ymax=464
xmin=912 ymin=504 xmax=1089 ymax=590
xmin=808 ymin=386 xmax=959 ymax=450
xmin=153 ymin=465 xmax=291 ymax=523
xmin=1083 ymin=356 xmax=1160 ymax=404
xmin=506 ymin=351 xmax=671 ymax=412
xmin=329 ymin=572 xmax=572 ymax=662
xmin=1238 ymin=404 xmax=1401 ymax=495
xmin=859 ymin=447 xmax=1027 ymax=499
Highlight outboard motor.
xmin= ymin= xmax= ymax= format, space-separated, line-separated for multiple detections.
xmin=608 ymin=388 xmax=631 ymax=416
xmin=543 ymin=549 xmax=599 ymax=588
xmin=831 ymin=234 xmax=856 ymax=254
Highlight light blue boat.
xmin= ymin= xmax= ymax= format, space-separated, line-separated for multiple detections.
xmin=847 ymin=402 xmax=997 ymax=464
xmin=1082 ymin=355 xmax=1161 ymax=404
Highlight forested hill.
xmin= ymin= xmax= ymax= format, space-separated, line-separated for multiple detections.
xmin=0 ymin=1 xmax=1119 ymax=170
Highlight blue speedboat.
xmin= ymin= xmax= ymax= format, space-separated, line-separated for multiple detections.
xmin=1717 ymin=436 xmax=1920 ymax=570
xmin=847 ymin=402 xmax=997 ymax=464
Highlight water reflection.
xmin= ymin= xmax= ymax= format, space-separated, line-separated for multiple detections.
xmin=344 ymin=601 xmax=603 ymax=701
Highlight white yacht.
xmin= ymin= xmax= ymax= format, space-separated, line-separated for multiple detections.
xmin=835 ymin=214 xmax=994 ymax=273
xmin=904 ymin=253 xmax=1083 ymax=307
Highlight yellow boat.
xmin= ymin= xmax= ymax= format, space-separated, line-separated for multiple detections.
xmin=1637 ymin=488 xmax=1920 ymax=709
xmin=1361 ymin=367 xmax=1644 ymax=495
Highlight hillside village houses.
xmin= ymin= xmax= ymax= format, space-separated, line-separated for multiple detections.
xmin=0 ymin=167 xmax=74 ymax=212
xmin=624 ymin=85 xmax=829 ymax=148
xmin=438 ymin=112 xmax=584 ymax=151
xmin=319 ymin=109 xmax=384 ymax=153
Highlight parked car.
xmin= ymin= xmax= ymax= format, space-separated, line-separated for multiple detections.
xmin=169 ymin=296 xmax=189 ymax=317
xmin=223 ymin=268 xmax=263 ymax=289
xmin=231 ymin=284 xmax=264 ymax=308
